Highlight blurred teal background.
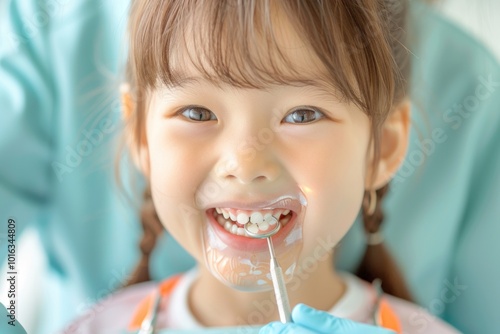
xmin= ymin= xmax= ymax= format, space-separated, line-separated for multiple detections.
xmin=0 ymin=0 xmax=499 ymax=333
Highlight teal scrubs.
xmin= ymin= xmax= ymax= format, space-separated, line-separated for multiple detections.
xmin=0 ymin=1 xmax=194 ymax=332
xmin=1 ymin=1 xmax=498 ymax=333
xmin=336 ymin=3 xmax=500 ymax=333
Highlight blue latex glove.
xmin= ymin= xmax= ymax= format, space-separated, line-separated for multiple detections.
xmin=260 ymin=304 xmax=395 ymax=334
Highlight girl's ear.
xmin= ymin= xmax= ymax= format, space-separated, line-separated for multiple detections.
xmin=121 ymin=87 xmax=151 ymax=178
xmin=366 ymin=100 xmax=411 ymax=189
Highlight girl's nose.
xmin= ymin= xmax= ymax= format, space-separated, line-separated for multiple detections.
xmin=215 ymin=141 xmax=282 ymax=185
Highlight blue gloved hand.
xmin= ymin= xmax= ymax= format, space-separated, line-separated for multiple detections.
xmin=259 ymin=304 xmax=396 ymax=334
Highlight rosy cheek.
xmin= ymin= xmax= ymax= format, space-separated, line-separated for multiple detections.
xmin=288 ymin=134 xmax=366 ymax=251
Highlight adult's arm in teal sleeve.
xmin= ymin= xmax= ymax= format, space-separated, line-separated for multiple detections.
xmin=442 ymin=72 xmax=500 ymax=333
xmin=335 ymin=3 xmax=500 ymax=333
xmin=0 ymin=1 xmax=55 ymax=259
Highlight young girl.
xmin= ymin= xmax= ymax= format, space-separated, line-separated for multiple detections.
xmin=65 ymin=0 xmax=459 ymax=333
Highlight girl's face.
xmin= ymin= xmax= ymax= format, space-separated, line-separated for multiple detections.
xmin=142 ymin=67 xmax=372 ymax=289
xmin=136 ymin=17 xmax=377 ymax=290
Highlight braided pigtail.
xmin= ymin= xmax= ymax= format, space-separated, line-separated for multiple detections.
xmin=356 ymin=184 xmax=413 ymax=301
xmin=124 ymin=186 xmax=164 ymax=287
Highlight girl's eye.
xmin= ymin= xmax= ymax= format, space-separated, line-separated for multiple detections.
xmin=283 ymin=107 xmax=325 ymax=124
xmin=179 ymin=106 xmax=217 ymax=122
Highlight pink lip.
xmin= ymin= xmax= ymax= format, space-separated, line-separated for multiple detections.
xmin=205 ymin=208 xmax=298 ymax=252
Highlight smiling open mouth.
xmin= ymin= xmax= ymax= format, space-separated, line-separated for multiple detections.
xmin=202 ymin=199 xmax=305 ymax=290
xmin=209 ymin=207 xmax=294 ymax=237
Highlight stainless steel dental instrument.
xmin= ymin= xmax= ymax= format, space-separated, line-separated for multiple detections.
xmin=371 ymin=278 xmax=383 ymax=326
xmin=244 ymin=220 xmax=292 ymax=323
xmin=138 ymin=290 xmax=161 ymax=334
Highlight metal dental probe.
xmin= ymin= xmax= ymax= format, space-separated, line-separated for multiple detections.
xmin=244 ymin=219 xmax=292 ymax=323
xmin=137 ymin=290 xmax=161 ymax=334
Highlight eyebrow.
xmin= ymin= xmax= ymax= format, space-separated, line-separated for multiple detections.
xmin=164 ymin=75 xmax=340 ymax=98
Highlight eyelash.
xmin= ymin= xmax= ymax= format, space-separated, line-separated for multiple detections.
xmin=177 ymin=106 xmax=217 ymax=122
xmin=177 ymin=106 xmax=326 ymax=124
xmin=283 ymin=107 xmax=326 ymax=124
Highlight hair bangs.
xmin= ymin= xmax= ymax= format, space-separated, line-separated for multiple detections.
xmin=127 ymin=0 xmax=410 ymax=169
xmin=128 ymin=0 xmax=386 ymax=107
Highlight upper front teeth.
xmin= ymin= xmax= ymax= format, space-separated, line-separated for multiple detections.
xmin=250 ymin=212 xmax=263 ymax=223
xmin=214 ymin=207 xmax=294 ymax=236
xmin=237 ymin=213 xmax=249 ymax=225
xmin=217 ymin=208 xmax=287 ymax=225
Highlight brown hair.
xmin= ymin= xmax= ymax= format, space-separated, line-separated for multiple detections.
xmin=123 ymin=0 xmax=413 ymax=300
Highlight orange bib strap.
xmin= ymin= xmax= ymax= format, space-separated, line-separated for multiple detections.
xmin=128 ymin=275 xmax=402 ymax=332
xmin=127 ymin=275 xmax=182 ymax=331
xmin=376 ymin=299 xmax=403 ymax=333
